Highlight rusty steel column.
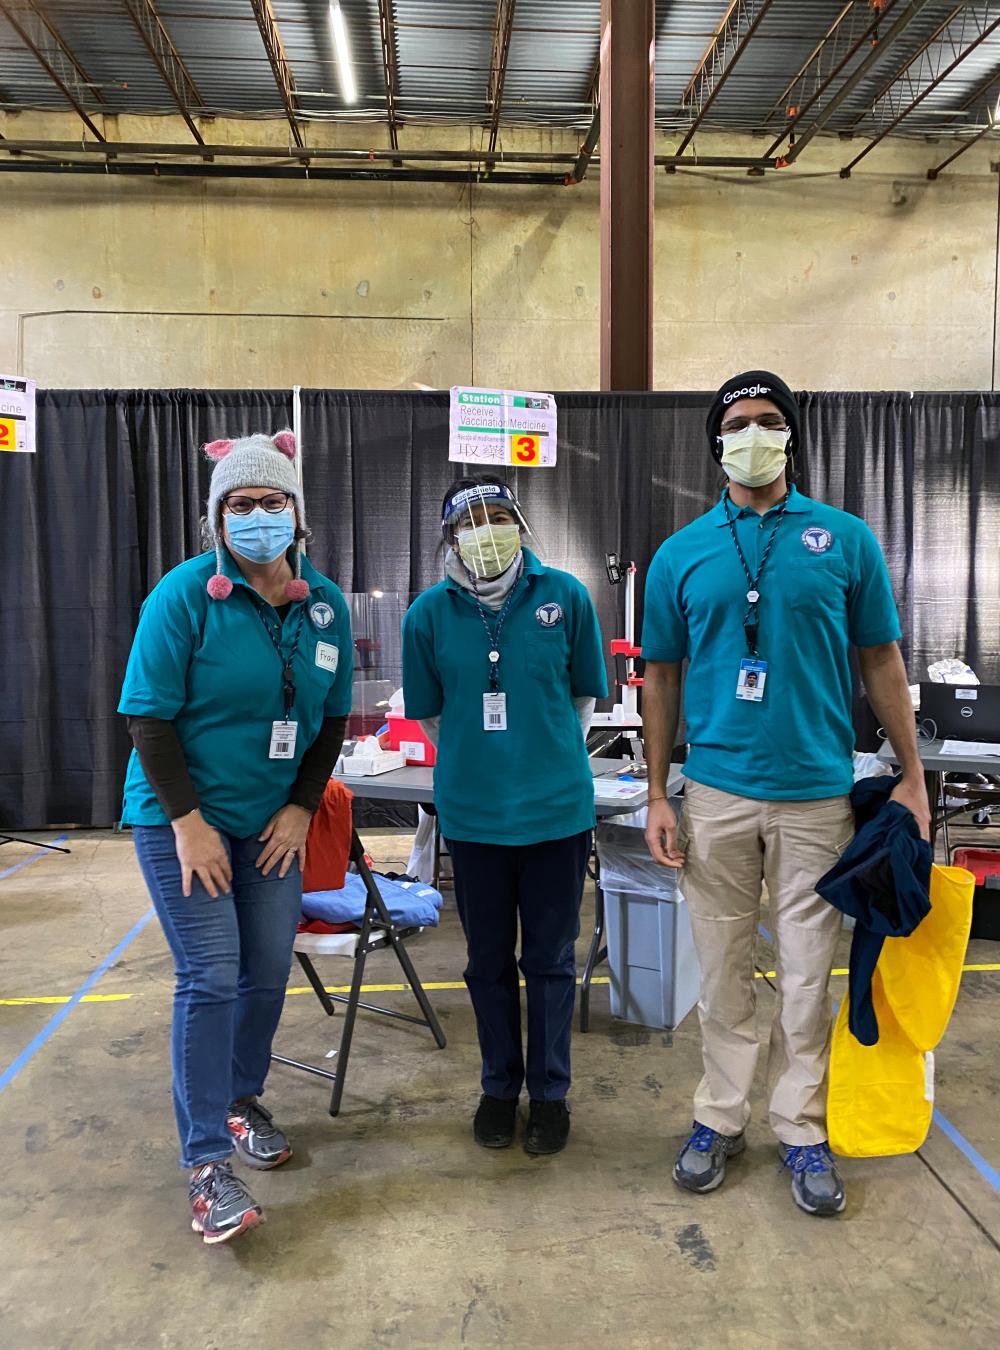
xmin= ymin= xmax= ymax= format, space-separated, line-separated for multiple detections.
xmin=600 ymin=0 xmax=655 ymax=391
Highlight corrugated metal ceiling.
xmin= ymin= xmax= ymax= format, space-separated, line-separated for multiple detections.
xmin=1 ymin=0 xmax=999 ymax=144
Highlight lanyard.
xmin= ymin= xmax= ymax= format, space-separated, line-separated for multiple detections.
xmin=722 ymin=489 xmax=789 ymax=657
xmin=469 ymin=558 xmax=524 ymax=691
xmin=250 ymin=596 xmax=306 ymax=718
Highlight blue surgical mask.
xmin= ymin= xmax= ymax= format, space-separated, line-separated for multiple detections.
xmin=226 ymin=508 xmax=295 ymax=564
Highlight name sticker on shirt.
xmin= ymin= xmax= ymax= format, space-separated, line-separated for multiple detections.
xmin=736 ymin=658 xmax=768 ymax=703
xmin=483 ymin=692 xmax=508 ymax=732
xmin=315 ymin=641 xmax=339 ymax=673
xmin=269 ymin=720 xmax=298 ymax=760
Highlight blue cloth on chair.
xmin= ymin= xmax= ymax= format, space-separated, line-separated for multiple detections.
xmin=303 ymin=873 xmax=443 ymax=929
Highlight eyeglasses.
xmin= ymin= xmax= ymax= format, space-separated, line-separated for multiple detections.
xmin=720 ymin=415 xmax=788 ymax=434
xmin=222 ymin=492 xmax=292 ymax=516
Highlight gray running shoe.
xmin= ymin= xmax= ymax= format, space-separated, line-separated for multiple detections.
xmin=673 ymin=1121 xmax=746 ymax=1193
xmin=227 ymin=1098 xmax=292 ymax=1170
xmin=780 ymin=1141 xmax=847 ymax=1216
xmin=189 ymin=1161 xmax=262 ymax=1245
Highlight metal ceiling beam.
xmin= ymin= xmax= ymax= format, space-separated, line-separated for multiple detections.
xmin=566 ymin=47 xmax=602 ymax=184
xmin=762 ymin=2 xmax=856 ymax=125
xmin=485 ymin=0 xmax=516 ymax=156
xmin=846 ymin=3 xmax=964 ymax=126
xmin=775 ymin=0 xmax=937 ymax=166
xmin=675 ymin=0 xmax=777 ymax=157
xmin=249 ymin=0 xmax=304 ymax=149
xmin=927 ymin=115 xmax=997 ymax=177
xmin=764 ymin=1 xmax=897 ymax=158
xmin=0 ymin=160 xmax=566 ymax=185
xmin=0 ymin=1 xmax=105 ymax=141
xmin=0 ymin=137 xmax=777 ymax=171
xmin=842 ymin=8 xmax=1000 ymax=175
xmin=376 ymin=0 xmax=401 ymax=153
xmin=122 ymin=0 xmax=206 ymax=145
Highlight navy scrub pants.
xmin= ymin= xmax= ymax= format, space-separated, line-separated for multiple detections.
xmin=446 ymin=830 xmax=592 ymax=1103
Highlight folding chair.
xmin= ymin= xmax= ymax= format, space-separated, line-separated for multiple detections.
xmin=271 ymin=829 xmax=446 ymax=1116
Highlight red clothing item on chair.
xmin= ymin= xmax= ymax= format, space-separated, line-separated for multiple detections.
xmin=303 ymin=778 xmax=354 ymax=893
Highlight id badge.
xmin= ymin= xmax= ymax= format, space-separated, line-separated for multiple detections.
xmin=483 ymin=692 xmax=508 ymax=732
xmin=269 ymin=720 xmax=298 ymax=759
xmin=736 ymin=659 xmax=768 ymax=703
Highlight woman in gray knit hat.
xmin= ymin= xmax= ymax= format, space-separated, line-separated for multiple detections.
xmin=118 ymin=429 xmax=353 ymax=1245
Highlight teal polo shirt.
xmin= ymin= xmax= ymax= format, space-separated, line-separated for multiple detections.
xmin=119 ymin=549 xmax=353 ymax=838
xmin=402 ymin=550 xmax=608 ymax=846
xmin=641 ymin=487 xmax=901 ymax=801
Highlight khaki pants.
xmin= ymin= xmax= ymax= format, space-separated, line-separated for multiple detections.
xmin=679 ymin=780 xmax=854 ymax=1145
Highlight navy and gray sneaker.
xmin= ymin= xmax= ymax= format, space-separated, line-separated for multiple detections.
xmin=189 ymin=1161 xmax=262 ymax=1245
xmin=227 ymin=1098 xmax=292 ymax=1170
xmin=673 ymin=1121 xmax=746 ymax=1193
xmin=780 ymin=1141 xmax=847 ymax=1216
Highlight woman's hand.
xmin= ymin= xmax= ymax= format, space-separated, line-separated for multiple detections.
xmin=257 ymin=803 xmax=312 ymax=878
xmin=171 ymin=809 xmax=233 ymax=898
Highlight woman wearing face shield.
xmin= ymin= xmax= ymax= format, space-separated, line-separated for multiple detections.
xmin=118 ymin=430 xmax=353 ymax=1244
xmin=402 ymin=475 xmax=608 ymax=1156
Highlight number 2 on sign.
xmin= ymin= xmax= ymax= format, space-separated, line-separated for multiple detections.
xmin=510 ymin=433 xmax=540 ymax=465
xmin=0 ymin=418 xmax=15 ymax=452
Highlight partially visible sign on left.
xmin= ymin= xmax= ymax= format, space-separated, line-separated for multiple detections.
xmin=0 ymin=376 xmax=36 ymax=454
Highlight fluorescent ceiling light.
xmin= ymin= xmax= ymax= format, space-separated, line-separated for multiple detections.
xmin=329 ymin=3 xmax=357 ymax=106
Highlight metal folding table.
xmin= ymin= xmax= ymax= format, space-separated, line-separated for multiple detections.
xmin=878 ymin=738 xmax=1000 ymax=861
xmin=336 ymin=757 xmax=685 ymax=1031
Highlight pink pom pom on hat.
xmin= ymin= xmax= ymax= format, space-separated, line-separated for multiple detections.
xmin=202 ymin=429 xmax=310 ymax=602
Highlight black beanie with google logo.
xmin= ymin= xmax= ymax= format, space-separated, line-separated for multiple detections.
xmin=706 ymin=370 xmax=800 ymax=462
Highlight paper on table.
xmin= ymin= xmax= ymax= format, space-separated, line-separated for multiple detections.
xmin=593 ymin=780 xmax=647 ymax=802
xmin=939 ymin=739 xmax=1000 ymax=758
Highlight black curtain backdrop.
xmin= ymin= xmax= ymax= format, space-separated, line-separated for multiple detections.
xmin=2 ymin=387 xmax=998 ymax=828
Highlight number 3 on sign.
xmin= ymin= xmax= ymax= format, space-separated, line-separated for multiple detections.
xmin=510 ymin=433 xmax=540 ymax=465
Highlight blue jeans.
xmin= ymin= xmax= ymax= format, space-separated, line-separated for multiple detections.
xmin=133 ymin=826 xmax=302 ymax=1168
xmin=446 ymin=831 xmax=591 ymax=1102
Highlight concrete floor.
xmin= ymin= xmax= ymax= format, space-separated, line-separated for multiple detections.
xmin=2 ymin=829 xmax=1000 ymax=1350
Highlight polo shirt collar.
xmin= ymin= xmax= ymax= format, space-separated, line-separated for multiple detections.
xmin=712 ymin=484 xmax=812 ymax=526
xmin=220 ymin=544 xmax=319 ymax=595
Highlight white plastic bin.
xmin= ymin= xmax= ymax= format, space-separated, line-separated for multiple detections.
xmin=597 ymin=805 xmax=700 ymax=1031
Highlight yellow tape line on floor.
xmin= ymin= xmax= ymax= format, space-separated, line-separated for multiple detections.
xmin=3 ymin=964 xmax=1000 ymax=1006
xmin=0 ymin=994 xmax=133 ymax=1006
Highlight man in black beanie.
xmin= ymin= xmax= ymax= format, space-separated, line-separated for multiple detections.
xmin=640 ymin=369 xmax=928 ymax=1217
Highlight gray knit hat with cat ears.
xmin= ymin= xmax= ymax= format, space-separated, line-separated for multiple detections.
xmin=203 ymin=429 xmax=309 ymax=601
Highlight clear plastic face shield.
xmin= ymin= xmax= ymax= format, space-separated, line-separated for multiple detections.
xmin=441 ymin=483 xmax=539 ymax=580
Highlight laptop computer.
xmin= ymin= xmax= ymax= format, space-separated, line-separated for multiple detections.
xmin=919 ymin=682 xmax=1000 ymax=741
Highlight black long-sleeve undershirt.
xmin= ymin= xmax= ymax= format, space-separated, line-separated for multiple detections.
xmin=126 ymin=714 xmax=348 ymax=822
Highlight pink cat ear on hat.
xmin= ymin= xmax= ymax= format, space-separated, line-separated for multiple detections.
xmin=204 ymin=438 xmax=236 ymax=460
xmin=272 ymin=430 xmax=296 ymax=459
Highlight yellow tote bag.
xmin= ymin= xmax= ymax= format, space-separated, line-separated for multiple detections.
xmin=828 ymin=865 xmax=975 ymax=1159
xmin=878 ymin=865 xmax=974 ymax=1051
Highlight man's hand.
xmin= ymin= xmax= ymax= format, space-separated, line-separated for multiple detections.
xmin=257 ymin=803 xmax=311 ymax=878
xmin=890 ymin=775 xmax=932 ymax=843
xmin=171 ymin=809 xmax=232 ymax=898
xmin=644 ymin=798 xmax=685 ymax=869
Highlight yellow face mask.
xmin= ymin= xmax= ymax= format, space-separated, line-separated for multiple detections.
xmin=456 ymin=523 xmax=522 ymax=579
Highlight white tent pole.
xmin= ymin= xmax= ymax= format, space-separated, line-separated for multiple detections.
xmin=292 ymin=385 xmax=305 ymax=554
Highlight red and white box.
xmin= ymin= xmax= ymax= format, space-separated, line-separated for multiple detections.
xmin=386 ymin=715 xmax=437 ymax=767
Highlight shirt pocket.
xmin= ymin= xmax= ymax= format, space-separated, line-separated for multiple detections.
xmin=785 ymin=556 xmax=850 ymax=617
xmin=525 ymin=631 xmax=570 ymax=682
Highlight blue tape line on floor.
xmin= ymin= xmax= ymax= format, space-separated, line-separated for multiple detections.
xmin=932 ymin=1108 xmax=1000 ymax=1197
xmin=0 ymin=835 xmax=69 ymax=880
xmin=0 ymin=907 xmax=155 ymax=1095
xmin=757 ymin=923 xmax=773 ymax=945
